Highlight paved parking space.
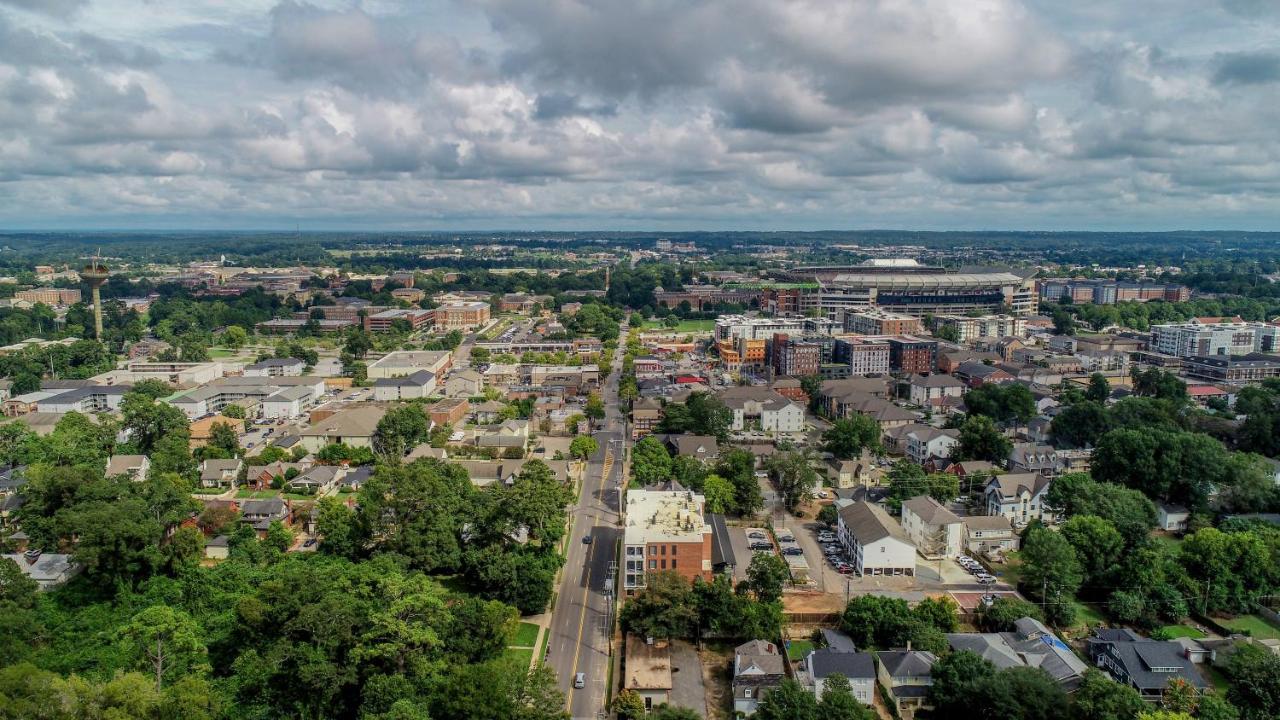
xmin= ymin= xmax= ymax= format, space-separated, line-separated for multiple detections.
xmin=669 ymin=640 xmax=707 ymax=716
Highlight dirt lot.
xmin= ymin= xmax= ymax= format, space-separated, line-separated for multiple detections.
xmin=698 ymin=645 xmax=735 ymax=720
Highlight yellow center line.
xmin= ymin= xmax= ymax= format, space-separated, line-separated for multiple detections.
xmin=565 ymin=447 xmax=613 ymax=711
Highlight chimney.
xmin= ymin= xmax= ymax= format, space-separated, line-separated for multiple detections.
xmin=22 ymin=548 xmax=41 ymax=565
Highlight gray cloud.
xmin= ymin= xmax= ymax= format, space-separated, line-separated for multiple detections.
xmin=0 ymin=0 xmax=85 ymax=18
xmin=1213 ymin=51 xmax=1280 ymax=86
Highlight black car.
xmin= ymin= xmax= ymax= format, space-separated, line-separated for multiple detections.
xmin=582 ymin=535 xmax=593 ymax=545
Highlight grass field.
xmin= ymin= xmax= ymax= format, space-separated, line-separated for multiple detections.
xmin=995 ymin=551 xmax=1023 ymax=587
xmin=1218 ymin=614 xmax=1280 ymax=640
xmin=208 ymin=347 xmax=237 ymax=359
xmin=1160 ymin=624 xmax=1206 ymax=639
xmin=786 ymin=640 xmax=814 ymax=661
xmin=234 ymin=489 xmax=317 ymax=501
xmin=512 ymin=622 xmax=540 ymax=648
xmin=642 ymin=319 xmax=715 ymax=332
xmin=1065 ymin=602 xmax=1108 ymax=636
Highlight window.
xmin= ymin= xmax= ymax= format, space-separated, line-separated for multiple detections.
xmin=649 ymin=560 xmax=656 ymax=570
xmin=660 ymin=545 xmax=666 ymax=556
xmin=671 ymin=559 xmax=677 ymax=569
xmin=660 ymin=559 xmax=666 ymax=569
xmin=649 ymin=546 xmax=656 ymax=556
xmin=744 ymin=689 xmax=752 ymax=698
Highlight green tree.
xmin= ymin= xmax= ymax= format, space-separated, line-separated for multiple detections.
xmin=584 ymin=392 xmax=605 ymax=420
xmin=374 ymin=404 xmax=430 ymax=458
xmin=1060 ymin=515 xmax=1125 ymax=587
xmin=1086 ymin=373 xmax=1111 ymax=403
xmin=929 ymin=650 xmax=996 ymax=717
xmin=619 ymin=570 xmax=698 ymax=640
xmin=132 ymin=378 xmax=175 ymax=400
xmin=221 ymin=403 xmax=247 ymax=419
xmin=1070 ymin=669 xmax=1149 ymax=720
xmin=755 ymin=678 xmax=819 ymax=720
xmin=1045 ymin=473 xmax=1157 ymax=547
xmin=822 ymin=415 xmax=882 ymax=459
xmin=1020 ymin=527 xmax=1083 ymax=626
xmin=764 ymin=449 xmax=819 ymax=513
xmin=702 ymin=473 xmax=735 ymax=514
xmin=1050 ymin=400 xmax=1111 ymax=449
xmin=357 ymin=459 xmax=475 ymax=573
xmin=317 ymin=496 xmax=362 ymax=558
xmin=818 ymin=673 xmax=872 ymax=719
xmin=611 ymin=689 xmax=647 ymax=719
xmin=1226 ymin=632 xmax=1280 ymax=720
xmin=649 ymin=705 xmax=702 ymax=720
xmin=954 ymin=414 xmax=1013 ymax=462
xmin=745 ymin=552 xmax=790 ymax=603
xmin=978 ymin=596 xmax=1045 ymax=631
xmin=221 ymin=325 xmax=249 ymax=349
xmin=118 ymin=605 xmax=209 ymax=690
xmin=121 ymin=391 xmax=191 ymax=454
xmin=569 ymin=435 xmax=598 ymax=460
xmin=208 ymin=421 xmax=241 ymax=456
xmin=632 ymin=436 xmax=673 ymax=486
xmin=265 ymin=519 xmax=294 ymax=552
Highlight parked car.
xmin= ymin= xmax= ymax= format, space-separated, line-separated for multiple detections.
xmin=975 ymin=575 xmax=996 ymax=584
xmin=782 ymin=547 xmax=803 ymax=556
xmin=748 ymin=531 xmax=766 ymax=539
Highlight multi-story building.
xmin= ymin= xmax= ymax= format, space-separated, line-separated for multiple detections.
xmin=842 ymin=309 xmax=922 ymax=336
xmin=932 ymin=314 xmax=1027 ymax=343
xmin=718 ymin=387 xmax=805 ymax=433
xmin=366 ymin=350 xmax=453 ymax=380
xmin=1039 ymin=279 xmax=1189 ymax=305
xmin=431 ymin=301 xmax=491 ymax=331
xmin=623 ymin=486 xmax=713 ymax=594
xmin=984 ymin=473 xmax=1054 ymax=527
xmin=900 ymin=495 xmax=964 ymax=560
xmin=717 ymin=337 xmax=767 ymax=372
xmin=784 ymin=261 xmax=1038 ymax=317
xmin=831 ymin=337 xmax=891 ymax=375
xmin=244 ymin=358 xmax=306 ymax=377
xmin=364 ymin=308 xmax=434 ymax=332
xmin=15 ymin=288 xmax=81 ymax=306
xmin=836 ymin=501 xmax=916 ymax=576
xmin=768 ymin=333 xmax=821 ymax=378
xmin=886 ymin=336 xmax=938 ymax=374
xmin=1152 ymin=319 xmax=1280 ymax=358
xmin=1183 ymin=353 xmax=1280 ymax=382
xmin=715 ymin=315 xmax=809 ymax=342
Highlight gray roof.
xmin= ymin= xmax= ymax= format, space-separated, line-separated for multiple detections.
xmin=809 ymin=649 xmax=876 ymax=680
xmin=838 ymin=501 xmax=909 ymax=545
xmin=902 ymin=495 xmax=962 ymax=527
xmin=987 ymin=472 xmax=1050 ymax=501
xmin=247 ymin=358 xmax=304 ymax=369
xmin=946 ymin=618 xmax=1087 ymax=688
xmin=374 ymin=369 xmax=435 ymax=387
xmin=2 ymin=552 xmax=80 ymax=583
xmin=709 ymin=513 xmax=736 ymax=570
xmin=877 ymin=650 xmax=937 ymax=679
xmin=821 ymin=629 xmax=858 ymax=653
xmin=1088 ymin=633 xmax=1207 ymax=692
xmin=265 ymin=385 xmax=314 ymax=402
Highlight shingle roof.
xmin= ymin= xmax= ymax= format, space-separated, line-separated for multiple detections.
xmin=878 ymin=650 xmax=937 ymax=678
xmin=838 ymin=501 xmax=909 ymax=545
xmin=902 ymin=495 xmax=962 ymax=526
xmin=809 ymin=649 xmax=876 ymax=680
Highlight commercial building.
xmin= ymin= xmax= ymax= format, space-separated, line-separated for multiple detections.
xmin=364 ymin=308 xmax=434 ymax=332
xmin=15 ymin=288 xmax=81 ymax=306
xmin=1152 ymin=320 xmax=1280 ymax=358
xmin=1039 ymin=279 xmax=1189 ymax=305
xmin=366 ymin=351 xmax=453 ymax=380
xmin=831 ymin=337 xmax=891 ymax=375
xmin=623 ymin=485 xmax=713 ymax=593
xmin=842 ymin=309 xmax=922 ymax=336
xmin=715 ymin=315 xmax=809 ymax=342
xmin=768 ymin=333 xmax=821 ymax=378
xmin=1183 ymin=353 xmax=1280 ymax=382
xmin=431 ymin=301 xmax=491 ymax=331
xmin=932 ymin=314 xmax=1026 ymax=343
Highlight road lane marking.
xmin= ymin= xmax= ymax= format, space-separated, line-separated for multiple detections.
xmin=565 ymin=442 xmax=613 ymax=711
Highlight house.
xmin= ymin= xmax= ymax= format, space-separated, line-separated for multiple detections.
xmin=953 ymin=361 xmax=1014 ymax=388
xmin=733 ymin=640 xmax=786 ymax=716
xmin=240 ymin=498 xmax=290 ymax=535
xmin=261 ymin=385 xmax=315 ymax=419
xmin=286 ymin=465 xmax=344 ymax=495
xmin=1009 ymin=443 xmax=1065 ymax=478
xmin=475 ymin=419 xmax=530 ymax=449
xmin=836 ymin=501 xmax=916 ymax=576
xmin=244 ymin=461 xmax=311 ymax=489
xmin=1157 ymin=503 xmax=1191 ymax=533
xmin=299 ymin=406 xmax=387 ymax=452
xmin=199 ymin=458 xmax=243 ymax=489
xmin=877 ymin=650 xmax=937 ymax=714
xmin=661 ymin=434 xmax=719 ymax=462
xmin=719 ymin=387 xmax=805 ymax=433
xmin=984 ymin=473 xmax=1053 ymax=526
xmin=829 ymin=393 xmax=920 ymax=431
xmin=908 ymin=374 xmax=966 ymax=407
xmin=902 ymin=426 xmax=960 ymax=466
xmin=803 ymin=648 xmax=876 ymax=706
xmin=632 ymin=398 xmax=664 ymax=440
xmin=373 ymin=370 xmax=436 ymax=401
xmin=445 ymin=369 xmax=484 ymax=398
xmin=2 ymin=550 xmax=82 ymax=589
xmin=104 ymin=454 xmax=150 ymax=483
xmin=204 ymin=535 xmax=229 ymax=560
xmin=1086 ymin=629 xmax=1208 ymax=701
xmin=189 ymin=415 xmax=245 ymax=448
xmin=244 ymin=357 xmax=305 ymax=377
xmin=964 ymin=515 xmax=1019 ymax=555
xmin=826 ymin=452 xmax=879 ymax=489
xmin=900 ymin=496 xmax=964 ymax=560
xmin=946 ymin=460 xmax=996 ymax=488
xmin=946 ymin=617 xmax=1087 ymax=690
xmin=472 ymin=400 xmax=507 ymax=424
xmin=625 ymin=635 xmax=673 ymax=712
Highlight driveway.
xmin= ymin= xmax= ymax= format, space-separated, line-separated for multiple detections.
xmin=669 ymin=640 xmax=707 ymax=716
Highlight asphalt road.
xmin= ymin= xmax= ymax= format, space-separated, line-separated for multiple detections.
xmin=548 ymin=337 xmax=628 ymax=719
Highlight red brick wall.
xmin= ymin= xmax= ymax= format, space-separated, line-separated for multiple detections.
xmin=645 ymin=537 xmax=711 ymax=584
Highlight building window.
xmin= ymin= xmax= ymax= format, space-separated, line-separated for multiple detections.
xmin=671 ymin=559 xmax=677 ymax=569
xmin=660 ymin=545 xmax=666 ymax=556
xmin=649 ymin=560 xmax=656 ymax=570
xmin=649 ymin=546 xmax=656 ymax=556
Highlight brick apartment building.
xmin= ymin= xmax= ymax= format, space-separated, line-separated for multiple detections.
xmin=431 ymin=302 xmax=491 ymax=331
xmin=886 ymin=336 xmax=938 ymax=374
xmin=769 ymin=333 xmax=821 ymax=378
xmin=623 ymin=486 xmax=713 ymax=594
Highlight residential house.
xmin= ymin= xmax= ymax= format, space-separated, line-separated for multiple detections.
xmin=804 ymin=649 xmax=876 ymax=706
xmin=902 ymin=426 xmax=960 ymax=466
xmin=877 ymin=650 xmax=937 ymax=714
xmin=632 ymin=398 xmax=663 ymax=440
xmin=475 ymin=419 xmax=530 ymax=450
xmin=445 ymin=369 xmax=484 ymax=398
xmin=472 ymin=400 xmax=507 ymax=424
xmin=836 ymin=501 xmax=916 ymax=576
xmin=204 ymin=535 xmax=229 ymax=560
xmin=1009 ymin=443 xmax=1065 ymax=478
xmin=953 ymin=361 xmax=1015 ymax=388
xmin=900 ymin=496 xmax=964 ymax=559
xmin=625 ymin=635 xmax=673 ymax=712
xmin=719 ymin=387 xmax=805 ymax=433
xmin=1157 ymin=503 xmax=1191 ymax=533
xmin=964 ymin=515 xmax=1019 ymax=555
xmin=2 ymin=550 xmax=82 ymax=589
xmin=1086 ymin=629 xmax=1208 ymax=701
xmin=733 ymin=640 xmax=786 ymax=716
xmin=239 ymin=498 xmax=290 ymax=536
xmin=907 ymin=374 xmax=966 ymax=407
xmin=372 ymin=370 xmax=436 ymax=401
xmin=826 ymin=452 xmax=878 ymax=489
xmin=947 ymin=617 xmax=1087 ymax=690
xmin=984 ymin=473 xmax=1054 ymax=527
xmin=299 ymin=406 xmax=387 ymax=452
xmin=661 ymin=434 xmax=720 ymax=462
xmin=199 ymin=459 xmax=242 ymax=490
xmin=104 ymin=454 xmax=150 ymax=482
xmin=286 ymin=465 xmax=344 ymax=495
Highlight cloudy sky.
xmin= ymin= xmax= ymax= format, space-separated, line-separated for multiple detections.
xmin=0 ymin=0 xmax=1278 ymax=230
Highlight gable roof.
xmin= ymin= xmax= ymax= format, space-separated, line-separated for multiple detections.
xmin=986 ymin=472 xmax=1050 ymax=501
xmin=878 ymin=650 xmax=937 ymax=678
xmin=902 ymin=495 xmax=962 ymax=526
xmin=838 ymin=501 xmax=910 ymax=545
xmin=809 ymin=649 xmax=876 ymax=680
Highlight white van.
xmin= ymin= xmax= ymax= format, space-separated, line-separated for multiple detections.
xmin=574 ymin=672 xmax=586 ymax=689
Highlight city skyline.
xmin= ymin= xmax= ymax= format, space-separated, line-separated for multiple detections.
xmin=0 ymin=1 xmax=1277 ymax=231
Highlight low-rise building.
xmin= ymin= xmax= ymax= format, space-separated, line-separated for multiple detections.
xmin=104 ymin=454 xmax=150 ymax=483
xmin=876 ymin=650 xmax=936 ymax=715
xmin=623 ymin=484 xmax=713 ymax=593
xmin=733 ymin=640 xmax=786 ymax=716
xmin=984 ymin=473 xmax=1053 ymax=526
xmin=907 ymin=374 xmax=966 ymax=407
xmin=445 ymin=369 xmax=484 ymax=398
xmin=244 ymin=358 xmax=305 ymax=377
xmin=372 ymin=370 xmax=437 ymax=401
xmin=803 ymin=648 xmax=876 ymax=706
xmin=836 ymin=501 xmax=916 ymax=576
xmin=299 ymin=406 xmax=387 ymax=452
xmin=947 ymin=617 xmax=1087 ymax=690
xmin=2 ymin=550 xmax=82 ymax=589
xmin=1086 ymin=629 xmax=1208 ymax=702
xmin=900 ymin=496 xmax=963 ymax=559
xmin=624 ymin=635 xmax=673 ymax=712
xmin=964 ymin=515 xmax=1018 ymax=555
xmin=199 ymin=459 xmax=242 ymax=489
xmin=367 ymin=351 xmax=453 ymax=380
xmin=719 ymin=387 xmax=805 ymax=433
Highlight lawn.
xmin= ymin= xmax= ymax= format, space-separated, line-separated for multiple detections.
xmin=1217 ymin=614 xmax=1280 ymax=640
xmin=1160 ymin=624 xmax=1206 ymax=639
xmin=642 ymin=319 xmax=715 ymax=333
xmin=208 ymin=347 xmax=237 ymax=359
xmin=786 ymin=640 xmax=815 ymax=661
xmin=1064 ymin=602 xmax=1108 ymax=637
xmin=511 ymin=621 xmax=540 ymax=648
xmin=504 ymin=647 xmax=534 ymax=668
xmin=1150 ymin=532 xmax=1185 ymax=552
xmin=234 ymin=489 xmax=318 ymax=501
xmin=992 ymin=551 xmax=1023 ymax=587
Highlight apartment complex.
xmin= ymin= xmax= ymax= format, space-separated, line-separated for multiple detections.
xmin=431 ymin=301 xmax=491 ymax=331
xmin=1039 ymin=279 xmax=1189 ymax=305
xmin=769 ymin=333 xmax=821 ymax=377
xmin=842 ymin=309 xmax=922 ymax=336
xmin=364 ymin=308 xmax=434 ymax=332
xmin=831 ymin=337 xmax=891 ymax=375
xmin=932 ymin=314 xmax=1027 ymax=343
xmin=623 ymin=486 xmax=713 ymax=593
xmin=886 ymin=336 xmax=939 ymax=374
xmin=16 ymin=288 xmax=81 ymax=306
xmin=1152 ymin=320 xmax=1280 ymax=358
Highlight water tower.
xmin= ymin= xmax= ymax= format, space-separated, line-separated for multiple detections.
xmin=81 ymin=253 xmax=110 ymax=340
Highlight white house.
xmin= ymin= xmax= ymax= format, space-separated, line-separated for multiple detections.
xmin=908 ymin=374 xmax=966 ymax=407
xmin=964 ymin=515 xmax=1019 ymax=555
xmin=984 ymin=473 xmax=1054 ymax=526
xmin=836 ymin=501 xmax=916 ymax=576
xmin=900 ymin=495 xmax=964 ymax=559
xmin=719 ymin=387 xmax=805 ymax=433
xmin=445 ymin=369 xmax=484 ymax=398
xmin=903 ymin=426 xmax=960 ymax=466
xmin=261 ymin=385 xmax=315 ymax=419
xmin=805 ymin=649 xmax=876 ymax=706
xmin=1157 ymin=503 xmax=1191 ymax=533
xmin=105 ymin=454 xmax=150 ymax=483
